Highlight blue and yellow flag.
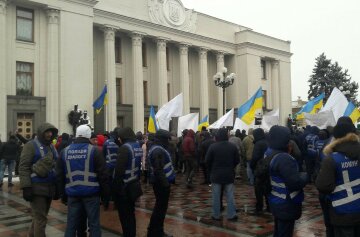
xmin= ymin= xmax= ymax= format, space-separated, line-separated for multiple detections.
xmin=238 ymin=87 xmax=263 ymax=125
xmin=343 ymin=101 xmax=360 ymax=123
xmin=198 ymin=115 xmax=209 ymax=131
xmin=148 ymin=106 xmax=158 ymax=133
xmin=92 ymin=85 xmax=108 ymax=114
xmin=295 ymin=92 xmax=325 ymax=120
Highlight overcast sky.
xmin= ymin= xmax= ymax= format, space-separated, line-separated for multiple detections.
xmin=181 ymin=0 xmax=360 ymax=101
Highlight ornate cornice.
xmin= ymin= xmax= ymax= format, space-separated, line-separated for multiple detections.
xmin=237 ymin=42 xmax=292 ymax=58
xmin=93 ymin=9 xmax=236 ymax=53
xmin=0 ymin=0 xmax=7 ymax=15
xmin=62 ymin=0 xmax=98 ymax=7
xmin=46 ymin=9 xmax=60 ymax=24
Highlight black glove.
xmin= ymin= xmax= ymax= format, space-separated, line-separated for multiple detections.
xmin=23 ymin=187 xmax=33 ymax=202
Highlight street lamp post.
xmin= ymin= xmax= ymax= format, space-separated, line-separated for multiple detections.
xmin=213 ymin=67 xmax=236 ymax=115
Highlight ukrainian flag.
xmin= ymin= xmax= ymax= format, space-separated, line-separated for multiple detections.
xmin=238 ymin=87 xmax=263 ymax=125
xmin=92 ymin=85 xmax=108 ymax=114
xmin=343 ymin=101 xmax=360 ymax=123
xmin=295 ymin=92 xmax=325 ymax=120
xmin=198 ymin=115 xmax=209 ymax=131
xmin=148 ymin=106 xmax=158 ymax=133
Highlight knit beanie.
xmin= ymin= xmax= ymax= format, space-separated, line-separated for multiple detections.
xmin=333 ymin=116 xmax=356 ymax=139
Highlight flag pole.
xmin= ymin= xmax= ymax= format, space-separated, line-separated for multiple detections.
xmin=105 ymin=80 xmax=108 ymax=132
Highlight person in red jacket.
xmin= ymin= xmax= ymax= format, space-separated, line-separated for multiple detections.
xmin=182 ymin=129 xmax=196 ymax=187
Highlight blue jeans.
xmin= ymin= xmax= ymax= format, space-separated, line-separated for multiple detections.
xmin=0 ymin=160 xmax=15 ymax=184
xmin=246 ymin=161 xmax=254 ymax=185
xmin=212 ymin=183 xmax=236 ymax=219
xmin=65 ymin=196 xmax=101 ymax=237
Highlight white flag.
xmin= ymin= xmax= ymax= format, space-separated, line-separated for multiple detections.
xmin=304 ymin=110 xmax=336 ymax=129
xmin=261 ymin=109 xmax=280 ymax=132
xmin=208 ymin=108 xmax=234 ymax=129
xmin=156 ymin=93 xmax=184 ymax=130
xmin=177 ymin=113 xmax=199 ymax=136
xmin=321 ymin=88 xmax=348 ymax=121
xmin=232 ymin=117 xmax=254 ymax=132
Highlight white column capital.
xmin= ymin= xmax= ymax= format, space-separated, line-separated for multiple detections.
xmin=0 ymin=0 xmax=7 ymax=15
xmin=216 ymin=53 xmax=225 ymax=63
xmin=198 ymin=47 xmax=209 ymax=59
xmin=179 ymin=43 xmax=190 ymax=55
xmin=46 ymin=8 xmax=60 ymax=24
xmin=131 ymin=32 xmax=145 ymax=46
xmin=271 ymin=60 xmax=279 ymax=67
xmin=103 ymin=25 xmax=118 ymax=41
xmin=156 ymin=38 xmax=168 ymax=51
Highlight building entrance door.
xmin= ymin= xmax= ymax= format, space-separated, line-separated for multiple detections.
xmin=17 ymin=113 xmax=34 ymax=140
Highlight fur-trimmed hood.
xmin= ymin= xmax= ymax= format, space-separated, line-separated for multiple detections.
xmin=323 ymin=133 xmax=360 ymax=160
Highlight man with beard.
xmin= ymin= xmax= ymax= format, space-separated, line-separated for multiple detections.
xmin=19 ymin=122 xmax=59 ymax=237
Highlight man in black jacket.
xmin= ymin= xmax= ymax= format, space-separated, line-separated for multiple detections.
xmin=0 ymin=135 xmax=20 ymax=188
xmin=112 ymin=127 xmax=143 ymax=237
xmin=250 ymin=128 xmax=269 ymax=214
xmin=147 ymin=129 xmax=175 ymax=237
xmin=199 ymin=131 xmax=214 ymax=185
xmin=316 ymin=117 xmax=360 ymax=237
xmin=206 ymin=128 xmax=239 ymax=221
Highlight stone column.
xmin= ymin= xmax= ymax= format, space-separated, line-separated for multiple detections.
xmin=271 ymin=61 xmax=280 ymax=109
xmin=156 ymin=38 xmax=168 ymax=107
xmin=132 ymin=33 xmax=144 ymax=133
xmin=0 ymin=0 xmax=6 ymax=139
xmin=46 ymin=8 xmax=60 ymax=127
xmin=216 ymin=52 xmax=225 ymax=118
xmin=179 ymin=43 xmax=190 ymax=114
xmin=103 ymin=26 xmax=117 ymax=131
xmin=198 ymin=48 xmax=209 ymax=119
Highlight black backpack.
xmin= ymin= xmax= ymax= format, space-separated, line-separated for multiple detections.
xmin=254 ymin=151 xmax=282 ymax=195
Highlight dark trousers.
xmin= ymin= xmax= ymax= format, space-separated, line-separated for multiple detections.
xmin=334 ymin=225 xmax=360 ymax=237
xmin=185 ymin=156 xmax=197 ymax=184
xmin=273 ymin=218 xmax=295 ymax=237
xmin=255 ymin=182 xmax=269 ymax=211
xmin=76 ymin=207 xmax=88 ymax=237
xmin=114 ymin=194 xmax=136 ymax=237
xmin=319 ymin=194 xmax=334 ymax=237
xmin=305 ymin=156 xmax=315 ymax=182
xmin=147 ymin=183 xmax=170 ymax=237
xmin=200 ymin=163 xmax=209 ymax=184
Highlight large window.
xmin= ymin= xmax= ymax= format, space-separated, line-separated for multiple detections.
xmin=261 ymin=60 xmax=266 ymax=79
xmin=16 ymin=62 xmax=33 ymax=96
xmin=142 ymin=43 xmax=147 ymax=67
xmin=143 ymin=81 xmax=148 ymax=105
xmin=16 ymin=7 xmax=34 ymax=42
xmin=115 ymin=37 xmax=122 ymax=63
xmin=116 ymin=78 xmax=123 ymax=104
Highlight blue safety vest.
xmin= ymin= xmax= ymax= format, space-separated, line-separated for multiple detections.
xmin=62 ymin=143 xmax=99 ymax=197
xmin=328 ymin=152 xmax=360 ymax=214
xmin=103 ymin=138 xmax=119 ymax=170
xmin=122 ymin=142 xmax=143 ymax=184
xmin=269 ymin=154 xmax=304 ymax=205
xmin=31 ymin=138 xmax=58 ymax=183
xmin=148 ymin=145 xmax=175 ymax=183
xmin=305 ymin=134 xmax=318 ymax=157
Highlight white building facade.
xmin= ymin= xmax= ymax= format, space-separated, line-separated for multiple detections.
xmin=0 ymin=0 xmax=292 ymax=138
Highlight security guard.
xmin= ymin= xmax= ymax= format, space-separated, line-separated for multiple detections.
xmin=267 ymin=126 xmax=308 ymax=237
xmin=57 ymin=125 xmax=110 ymax=237
xmin=147 ymin=129 xmax=175 ymax=237
xmin=103 ymin=131 xmax=119 ymax=175
xmin=316 ymin=117 xmax=360 ymax=237
xmin=112 ymin=127 xmax=143 ymax=237
xmin=19 ymin=122 xmax=59 ymax=237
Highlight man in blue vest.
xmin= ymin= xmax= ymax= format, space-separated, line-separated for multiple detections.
xmin=112 ymin=127 xmax=143 ymax=237
xmin=57 ymin=125 xmax=110 ymax=237
xmin=268 ymin=125 xmax=308 ymax=237
xmin=102 ymin=131 xmax=119 ymax=176
xmin=147 ymin=129 xmax=175 ymax=237
xmin=316 ymin=116 xmax=360 ymax=237
xmin=19 ymin=122 xmax=59 ymax=237
xmin=304 ymin=126 xmax=320 ymax=182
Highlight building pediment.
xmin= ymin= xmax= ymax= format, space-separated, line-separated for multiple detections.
xmin=148 ymin=0 xmax=197 ymax=33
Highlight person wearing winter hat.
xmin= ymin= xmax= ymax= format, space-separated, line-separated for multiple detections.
xmin=316 ymin=117 xmax=360 ymax=237
xmin=56 ymin=124 xmax=110 ymax=237
xmin=19 ymin=122 xmax=59 ymax=237
xmin=267 ymin=125 xmax=308 ymax=237
xmin=147 ymin=129 xmax=175 ymax=237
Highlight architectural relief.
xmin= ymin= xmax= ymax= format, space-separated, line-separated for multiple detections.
xmin=148 ymin=0 xmax=197 ymax=33
xmin=0 ymin=0 xmax=6 ymax=15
